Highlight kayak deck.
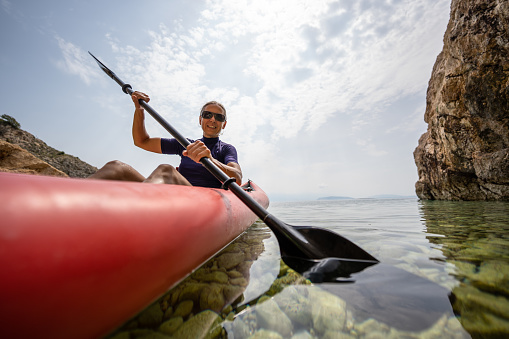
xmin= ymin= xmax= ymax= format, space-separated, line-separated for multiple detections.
xmin=0 ymin=172 xmax=269 ymax=339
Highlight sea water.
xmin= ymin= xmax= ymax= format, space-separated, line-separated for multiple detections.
xmin=106 ymin=199 xmax=509 ymax=338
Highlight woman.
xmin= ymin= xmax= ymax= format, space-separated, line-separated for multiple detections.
xmin=89 ymin=91 xmax=242 ymax=187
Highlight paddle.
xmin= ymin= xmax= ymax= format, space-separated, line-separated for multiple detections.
xmin=89 ymin=52 xmax=378 ymax=264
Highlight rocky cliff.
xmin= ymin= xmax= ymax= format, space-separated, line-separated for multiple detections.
xmin=414 ymin=0 xmax=509 ymax=200
xmin=0 ymin=119 xmax=98 ymax=178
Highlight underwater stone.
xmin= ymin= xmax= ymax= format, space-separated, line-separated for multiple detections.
xmin=160 ymin=299 xmax=169 ymax=313
xmin=177 ymin=282 xmax=208 ymax=304
xmin=453 ymin=283 xmax=509 ymax=336
xmin=266 ymin=272 xmax=303 ymax=296
xmin=162 ymin=306 xmax=173 ymax=320
xmin=222 ymin=305 xmax=233 ymax=316
xmin=237 ymin=260 xmax=254 ymax=275
xmin=216 ymin=252 xmax=245 ymax=269
xmin=291 ymin=330 xmax=314 ymax=339
xmin=200 ymin=270 xmax=230 ymax=284
xmin=257 ymin=295 xmax=271 ymax=304
xmin=354 ymin=318 xmax=391 ymax=336
xmin=223 ymin=243 xmax=243 ymax=253
xmin=309 ymin=288 xmax=348 ymax=334
xmin=276 ymin=286 xmax=312 ymax=326
xmin=227 ymin=269 xmax=244 ymax=278
xmin=230 ymin=277 xmax=249 ymax=286
xmin=173 ymin=300 xmax=193 ymax=318
xmin=247 ymin=329 xmax=283 ymax=339
xmin=200 ymin=284 xmax=225 ymax=311
xmin=416 ymin=314 xmax=449 ymax=339
xmin=173 ymin=310 xmax=221 ymax=339
xmin=137 ymin=303 xmax=164 ymax=328
xmin=255 ymin=298 xmax=293 ymax=337
xmin=223 ymin=284 xmax=245 ymax=303
xmin=323 ymin=330 xmax=356 ymax=339
xmin=232 ymin=317 xmax=252 ymax=338
xmin=158 ymin=316 xmax=183 ymax=335
xmin=471 ymin=260 xmax=509 ymax=296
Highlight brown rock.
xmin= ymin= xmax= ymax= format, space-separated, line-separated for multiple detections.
xmin=0 ymin=140 xmax=68 ymax=177
xmin=414 ymin=0 xmax=509 ymax=200
xmin=0 ymin=122 xmax=97 ymax=178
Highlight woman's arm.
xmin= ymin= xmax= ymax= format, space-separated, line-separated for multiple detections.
xmin=131 ymin=91 xmax=161 ymax=153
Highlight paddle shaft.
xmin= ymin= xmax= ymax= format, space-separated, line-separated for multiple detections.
xmin=89 ymin=52 xmax=324 ymax=259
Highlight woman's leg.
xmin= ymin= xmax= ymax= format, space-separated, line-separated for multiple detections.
xmin=144 ymin=164 xmax=192 ymax=185
xmin=88 ymin=160 xmax=146 ymax=182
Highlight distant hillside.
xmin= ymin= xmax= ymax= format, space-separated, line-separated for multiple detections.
xmin=0 ymin=117 xmax=97 ymax=178
xmin=317 ymin=196 xmax=354 ymax=200
xmin=318 ymin=194 xmax=417 ymax=201
xmin=365 ymin=194 xmax=418 ymax=199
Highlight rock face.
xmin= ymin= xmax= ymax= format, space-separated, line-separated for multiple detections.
xmin=0 ymin=140 xmax=68 ymax=177
xmin=0 ymin=121 xmax=97 ymax=178
xmin=414 ymin=0 xmax=509 ymax=200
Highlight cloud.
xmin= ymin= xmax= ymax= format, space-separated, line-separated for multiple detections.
xmin=55 ymin=36 xmax=101 ymax=85
xmin=356 ymin=138 xmax=388 ymax=157
xmin=101 ymin=0 xmax=449 ymax=187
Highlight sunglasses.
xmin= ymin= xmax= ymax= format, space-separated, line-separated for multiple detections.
xmin=201 ymin=111 xmax=226 ymax=122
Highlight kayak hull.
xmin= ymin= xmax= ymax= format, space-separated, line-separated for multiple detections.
xmin=0 ymin=172 xmax=269 ymax=339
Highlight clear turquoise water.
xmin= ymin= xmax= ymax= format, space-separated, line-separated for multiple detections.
xmin=107 ymin=199 xmax=509 ymax=338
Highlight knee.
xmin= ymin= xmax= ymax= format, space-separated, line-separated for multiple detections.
xmin=103 ymin=160 xmax=126 ymax=169
xmin=99 ymin=160 xmax=136 ymax=179
xmin=89 ymin=160 xmax=144 ymax=182
xmin=145 ymin=164 xmax=184 ymax=184
xmin=153 ymin=164 xmax=178 ymax=176
xmin=102 ymin=160 xmax=127 ymax=174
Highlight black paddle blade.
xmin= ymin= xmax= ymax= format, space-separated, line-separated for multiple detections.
xmin=274 ymin=224 xmax=378 ymax=262
xmin=89 ymin=52 xmax=111 ymax=76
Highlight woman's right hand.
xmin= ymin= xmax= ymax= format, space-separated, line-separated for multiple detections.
xmin=131 ymin=91 xmax=150 ymax=110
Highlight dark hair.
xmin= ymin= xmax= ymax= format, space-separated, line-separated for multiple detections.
xmin=200 ymin=101 xmax=226 ymax=120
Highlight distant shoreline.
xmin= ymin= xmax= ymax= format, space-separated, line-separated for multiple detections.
xmin=317 ymin=195 xmax=418 ymax=201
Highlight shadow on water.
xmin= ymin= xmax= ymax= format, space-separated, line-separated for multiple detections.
xmin=419 ymin=200 xmax=509 ymax=338
xmin=282 ymin=257 xmax=454 ymax=332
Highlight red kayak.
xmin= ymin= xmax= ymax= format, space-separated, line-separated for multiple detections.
xmin=0 ymin=172 xmax=269 ymax=339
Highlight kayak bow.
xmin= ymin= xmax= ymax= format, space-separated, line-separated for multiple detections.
xmin=0 ymin=172 xmax=268 ymax=339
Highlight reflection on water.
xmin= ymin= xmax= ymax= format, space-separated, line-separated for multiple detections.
xmin=106 ymin=221 xmax=277 ymax=338
xmin=105 ymin=199 xmax=509 ymax=338
xmin=419 ymin=200 xmax=509 ymax=338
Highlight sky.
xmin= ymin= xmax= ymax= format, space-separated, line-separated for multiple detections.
xmin=0 ymin=0 xmax=451 ymax=201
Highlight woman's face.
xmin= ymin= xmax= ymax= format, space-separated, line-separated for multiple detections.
xmin=199 ymin=104 xmax=227 ymax=138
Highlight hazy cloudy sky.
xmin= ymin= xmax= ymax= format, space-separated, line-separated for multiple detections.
xmin=1 ymin=0 xmax=451 ymax=200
